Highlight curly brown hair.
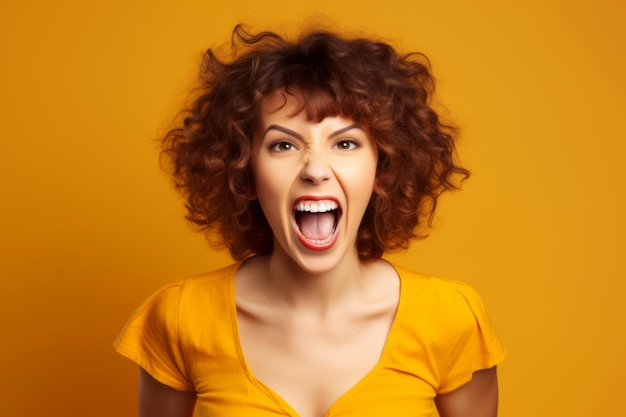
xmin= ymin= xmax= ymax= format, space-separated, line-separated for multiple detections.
xmin=161 ymin=25 xmax=469 ymax=261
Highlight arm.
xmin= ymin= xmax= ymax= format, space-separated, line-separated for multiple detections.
xmin=435 ymin=366 xmax=499 ymax=417
xmin=138 ymin=368 xmax=197 ymax=417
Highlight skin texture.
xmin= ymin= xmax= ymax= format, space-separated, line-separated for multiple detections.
xmin=138 ymin=369 xmax=196 ymax=417
xmin=250 ymin=90 xmax=379 ymax=274
xmin=136 ymin=92 xmax=499 ymax=417
xmin=435 ymin=367 xmax=499 ymax=417
xmin=240 ymin=91 xmax=400 ymax=416
xmin=234 ymin=255 xmax=400 ymax=417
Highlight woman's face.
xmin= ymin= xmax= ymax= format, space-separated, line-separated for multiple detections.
xmin=251 ymin=91 xmax=378 ymax=273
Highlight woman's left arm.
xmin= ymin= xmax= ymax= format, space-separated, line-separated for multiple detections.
xmin=435 ymin=366 xmax=499 ymax=417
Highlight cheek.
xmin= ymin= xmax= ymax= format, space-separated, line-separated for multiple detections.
xmin=252 ymin=163 xmax=294 ymax=213
xmin=339 ymin=156 xmax=378 ymax=186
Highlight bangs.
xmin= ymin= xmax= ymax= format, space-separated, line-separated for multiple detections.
xmin=281 ymin=84 xmax=342 ymax=122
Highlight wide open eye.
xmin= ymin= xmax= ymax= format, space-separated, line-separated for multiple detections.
xmin=334 ymin=139 xmax=360 ymax=151
xmin=270 ymin=141 xmax=298 ymax=152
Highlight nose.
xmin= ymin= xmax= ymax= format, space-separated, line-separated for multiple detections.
xmin=300 ymin=153 xmax=331 ymax=185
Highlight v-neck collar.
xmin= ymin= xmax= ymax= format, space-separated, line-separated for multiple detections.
xmin=228 ymin=262 xmax=406 ymax=417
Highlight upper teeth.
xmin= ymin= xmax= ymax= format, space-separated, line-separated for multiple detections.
xmin=296 ymin=201 xmax=338 ymax=213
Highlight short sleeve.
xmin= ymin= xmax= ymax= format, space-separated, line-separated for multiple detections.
xmin=435 ymin=280 xmax=506 ymax=394
xmin=113 ymin=281 xmax=194 ymax=391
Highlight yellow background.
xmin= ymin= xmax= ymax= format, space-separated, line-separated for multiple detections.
xmin=1 ymin=0 xmax=624 ymax=416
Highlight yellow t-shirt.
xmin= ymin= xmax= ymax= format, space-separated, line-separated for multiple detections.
xmin=114 ymin=262 xmax=505 ymax=416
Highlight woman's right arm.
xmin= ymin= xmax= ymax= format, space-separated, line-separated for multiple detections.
xmin=138 ymin=368 xmax=197 ymax=417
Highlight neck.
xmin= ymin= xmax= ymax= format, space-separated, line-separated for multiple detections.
xmin=259 ymin=248 xmax=373 ymax=314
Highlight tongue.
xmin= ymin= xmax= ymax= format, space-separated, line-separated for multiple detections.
xmin=298 ymin=212 xmax=335 ymax=240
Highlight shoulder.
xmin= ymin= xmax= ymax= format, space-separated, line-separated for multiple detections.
xmin=127 ymin=263 xmax=240 ymax=324
xmin=392 ymin=263 xmax=495 ymax=339
xmin=393 ymin=263 xmax=482 ymax=306
xmin=170 ymin=262 xmax=241 ymax=313
xmin=390 ymin=263 xmax=506 ymax=392
xmin=180 ymin=262 xmax=240 ymax=292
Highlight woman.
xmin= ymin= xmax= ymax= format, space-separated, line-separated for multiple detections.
xmin=115 ymin=25 xmax=505 ymax=417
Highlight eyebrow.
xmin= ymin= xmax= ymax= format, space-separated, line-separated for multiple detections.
xmin=261 ymin=123 xmax=364 ymax=141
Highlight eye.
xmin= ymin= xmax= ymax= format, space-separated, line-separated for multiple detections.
xmin=334 ymin=139 xmax=360 ymax=151
xmin=270 ymin=141 xmax=298 ymax=152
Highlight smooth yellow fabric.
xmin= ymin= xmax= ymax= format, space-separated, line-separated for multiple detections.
xmin=114 ymin=262 xmax=505 ymax=416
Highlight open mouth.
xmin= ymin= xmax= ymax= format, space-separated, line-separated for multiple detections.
xmin=293 ymin=199 xmax=341 ymax=249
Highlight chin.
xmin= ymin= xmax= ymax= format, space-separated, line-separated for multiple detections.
xmin=283 ymin=240 xmax=358 ymax=275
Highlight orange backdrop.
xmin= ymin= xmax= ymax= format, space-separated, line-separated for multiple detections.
xmin=1 ymin=1 xmax=624 ymax=416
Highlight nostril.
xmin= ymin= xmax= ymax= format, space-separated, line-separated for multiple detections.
xmin=301 ymin=174 xmax=330 ymax=185
xmin=300 ymin=160 xmax=332 ymax=184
